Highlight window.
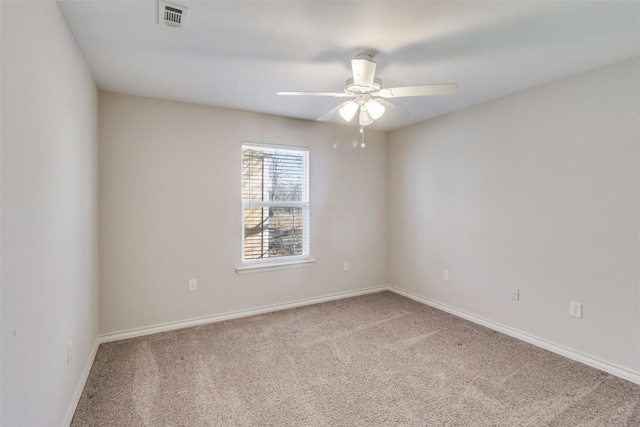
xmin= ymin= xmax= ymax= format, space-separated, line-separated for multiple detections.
xmin=241 ymin=143 xmax=309 ymax=266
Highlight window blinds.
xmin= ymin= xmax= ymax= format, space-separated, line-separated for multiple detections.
xmin=241 ymin=143 xmax=309 ymax=262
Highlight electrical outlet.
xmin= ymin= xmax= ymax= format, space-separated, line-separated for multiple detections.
xmin=443 ymin=270 xmax=450 ymax=282
xmin=188 ymin=279 xmax=197 ymax=292
xmin=67 ymin=341 xmax=73 ymax=365
xmin=343 ymin=261 xmax=350 ymax=272
xmin=569 ymin=301 xmax=582 ymax=319
xmin=511 ymin=288 xmax=520 ymax=301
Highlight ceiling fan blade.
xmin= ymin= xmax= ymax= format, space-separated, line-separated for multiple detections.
xmin=376 ymin=99 xmax=409 ymax=119
xmin=351 ymin=57 xmax=376 ymax=87
xmin=276 ymin=91 xmax=351 ymax=97
xmin=378 ymin=83 xmax=458 ymax=98
xmin=317 ymin=101 xmax=354 ymax=122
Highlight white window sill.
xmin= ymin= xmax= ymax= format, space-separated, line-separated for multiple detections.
xmin=236 ymin=259 xmax=316 ymax=275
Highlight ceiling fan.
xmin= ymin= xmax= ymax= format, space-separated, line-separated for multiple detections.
xmin=277 ymin=53 xmax=459 ymax=127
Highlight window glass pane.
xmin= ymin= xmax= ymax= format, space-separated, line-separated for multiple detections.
xmin=242 ymin=148 xmax=307 ymax=202
xmin=267 ymin=207 xmax=304 ymax=257
xmin=243 ymin=206 xmax=305 ymax=260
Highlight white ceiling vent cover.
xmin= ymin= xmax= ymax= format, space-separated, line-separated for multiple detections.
xmin=159 ymin=1 xmax=188 ymax=29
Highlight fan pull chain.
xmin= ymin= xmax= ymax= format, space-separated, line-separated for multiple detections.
xmin=360 ymin=125 xmax=366 ymax=148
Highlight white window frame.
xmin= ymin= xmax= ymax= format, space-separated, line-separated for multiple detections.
xmin=237 ymin=142 xmax=314 ymax=274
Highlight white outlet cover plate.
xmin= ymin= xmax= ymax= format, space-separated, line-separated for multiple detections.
xmin=511 ymin=288 xmax=519 ymax=301
xmin=569 ymin=301 xmax=583 ymax=318
xmin=188 ymin=279 xmax=197 ymax=291
xmin=443 ymin=270 xmax=450 ymax=282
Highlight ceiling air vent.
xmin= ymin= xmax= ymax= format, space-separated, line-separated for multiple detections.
xmin=159 ymin=1 xmax=188 ymax=29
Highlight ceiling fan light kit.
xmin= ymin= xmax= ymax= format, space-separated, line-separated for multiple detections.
xmin=359 ymin=108 xmax=374 ymax=126
xmin=338 ymin=101 xmax=359 ymax=122
xmin=338 ymin=96 xmax=385 ymax=125
xmin=277 ymin=52 xmax=459 ymax=130
xmin=365 ymin=99 xmax=385 ymax=120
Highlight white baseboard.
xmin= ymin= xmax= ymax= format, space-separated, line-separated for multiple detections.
xmin=98 ymin=286 xmax=388 ymax=343
xmin=387 ymin=286 xmax=640 ymax=385
xmin=62 ymin=338 xmax=100 ymax=427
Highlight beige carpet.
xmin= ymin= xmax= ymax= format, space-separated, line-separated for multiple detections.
xmin=72 ymin=292 xmax=640 ymax=426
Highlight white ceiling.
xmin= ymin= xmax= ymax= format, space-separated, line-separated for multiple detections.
xmin=58 ymin=1 xmax=640 ymax=131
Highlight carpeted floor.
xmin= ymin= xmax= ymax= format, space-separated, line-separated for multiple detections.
xmin=72 ymin=291 xmax=640 ymax=426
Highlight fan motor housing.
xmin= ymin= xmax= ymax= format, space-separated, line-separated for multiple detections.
xmin=345 ymin=77 xmax=382 ymax=94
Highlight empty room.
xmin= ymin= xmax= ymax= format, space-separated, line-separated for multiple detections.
xmin=2 ymin=0 xmax=640 ymax=425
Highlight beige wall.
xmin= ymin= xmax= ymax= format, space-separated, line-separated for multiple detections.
xmin=1 ymin=1 xmax=99 ymax=425
xmin=99 ymin=92 xmax=388 ymax=334
xmin=389 ymin=58 xmax=640 ymax=373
